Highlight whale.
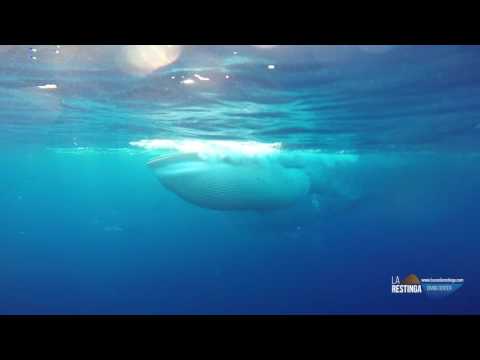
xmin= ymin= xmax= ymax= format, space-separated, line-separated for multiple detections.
xmin=148 ymin=152 xmax=311 ymax=211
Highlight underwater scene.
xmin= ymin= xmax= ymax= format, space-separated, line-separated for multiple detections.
xmin=0 ymin=45 xmax=479 ymax=314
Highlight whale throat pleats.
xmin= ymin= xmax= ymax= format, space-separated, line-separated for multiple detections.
xmin=148 ymin=153 xmax=310 ymax=211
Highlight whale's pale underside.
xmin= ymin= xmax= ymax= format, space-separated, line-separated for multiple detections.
xmin=148 ymin=152 xmax=311 ymax=211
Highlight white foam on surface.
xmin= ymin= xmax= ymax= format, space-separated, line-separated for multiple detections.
xmin=129 ymin=139 xmax=282 ymax=158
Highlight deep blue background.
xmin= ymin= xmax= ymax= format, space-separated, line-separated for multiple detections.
xmin=1 ymin=149 xmax=479 ymax=314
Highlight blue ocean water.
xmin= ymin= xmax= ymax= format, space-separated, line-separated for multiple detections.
xmin=1 ymin=45 xmax=479 ymax=314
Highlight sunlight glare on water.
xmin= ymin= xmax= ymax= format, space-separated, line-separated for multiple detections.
xmin=1 ymin=45 xmax=479 ymax=153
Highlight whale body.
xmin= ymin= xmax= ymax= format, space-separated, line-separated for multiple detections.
xmin=148 ymin=152 xmax=311 ymax=211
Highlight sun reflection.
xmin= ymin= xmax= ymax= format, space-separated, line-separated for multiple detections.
xmin=181 ymin=78 xmax=195 ymax=85
xmin=120 ymin=45 xmax=182 ymax=75
xmin=37 ymin=84 xmax=58 ymax=90
xmin=194 ymin=74 xmax=210 ymax=81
